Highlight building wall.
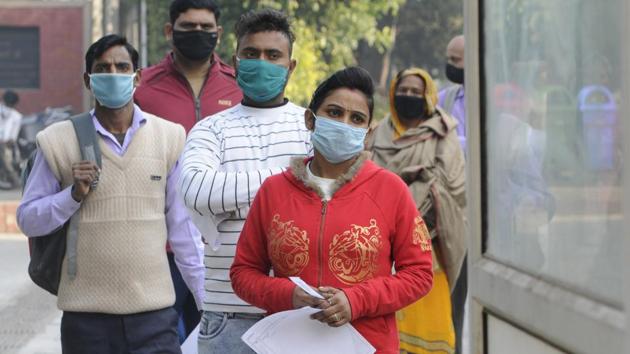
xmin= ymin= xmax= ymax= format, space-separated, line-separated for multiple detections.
xmin=0 ymin=2 xmax=88 ymax=115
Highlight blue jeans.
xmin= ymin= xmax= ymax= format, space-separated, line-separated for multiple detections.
xmin=198 ymin=311 xmax=263 ymax=354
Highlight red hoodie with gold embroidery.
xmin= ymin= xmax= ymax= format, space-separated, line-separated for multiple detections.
xmin=230 ymin=153 xmax=433 ymax=354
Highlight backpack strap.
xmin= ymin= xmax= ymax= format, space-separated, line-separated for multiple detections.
xmin=71 ymin=112 xmax=102 ymax=168
xmin=66 ymin=112 xmax=101 ymax=280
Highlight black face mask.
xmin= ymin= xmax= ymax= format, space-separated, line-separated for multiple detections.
xmin=445 ymin=63 xmax=464 ymax=84
xmin=394 ymin=95 xmax=427 ymax=120
xmin=173 ymin=30 xmax=218 ymax=61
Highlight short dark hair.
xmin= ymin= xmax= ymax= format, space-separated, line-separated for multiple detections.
xmin=169 ymin=0 xmax=221 ymax=24
xmin=235 ymin=9 xmax=295 ymax=54
xmin=85 ymin=34 xmax=139 ymax=74
xmin=308 ymin=66 xmax=375 ymax=122
xmin=2 ymin=90 xmax=19 ymax=107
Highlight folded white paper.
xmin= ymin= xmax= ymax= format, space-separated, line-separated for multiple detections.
xmin=289 ymin=277 xmax=324 ymax=299
xmin=181 ymin=323 xmax=199 ymax=354
xmin=241 ymin=307 xmax=375 ymax=354
xmin=190 ymin=213 xmax=228 ymax=251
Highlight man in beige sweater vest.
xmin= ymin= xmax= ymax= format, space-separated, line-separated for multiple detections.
xmin=17 ymin=35 xmax=204 ymax=354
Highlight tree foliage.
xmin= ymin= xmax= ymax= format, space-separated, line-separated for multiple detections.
xmin=145 ymin=0 xmax=403 ymax=105
xmin=391 ymin=0 xmax=463 ymax=83
xmin=145 ymin=0 xmax=170 ymax=65
xmin=143 ymin=0 xmax=464 ymax=107
xmin=214 ymin=0 xmax=405 ymax=105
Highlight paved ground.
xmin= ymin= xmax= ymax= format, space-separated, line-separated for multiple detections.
xmin=0 ymin=235 xmax=62 ymax=354
xmin=0 ymin=189 xmax=21 ymax=202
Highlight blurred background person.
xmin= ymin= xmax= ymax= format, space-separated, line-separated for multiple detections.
xmin=488 ymin=83 xmax=555 ymax=270
xmin=437 ymin=34 xmax=467 ymax=354
xmin=0 ymin=90 xmax=23 ymax=188
xmin=439 ymin=35 xmax=466 ymax=153
xmin=135 ymin=0 xmax=242 ymax=132
xmin=369 ymin=67 xmax=466 ymax=354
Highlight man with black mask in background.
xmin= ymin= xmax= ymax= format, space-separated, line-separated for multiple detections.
xmin=135 ymin=0 xmax=242 ymax=132
xmin=438 ymin=35 xmax=465 ymax=153
xmin=134 ymin=0 xmax=242 ymax=343
xmin=437 ymin=34 xmax=467 ymax=354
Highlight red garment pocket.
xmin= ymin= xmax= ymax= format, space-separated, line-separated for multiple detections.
xmin=352 ymin=315 xmax=399 ymax=353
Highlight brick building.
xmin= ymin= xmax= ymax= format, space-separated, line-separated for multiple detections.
xmin=0 ymin=0 xmax=145 ymax=115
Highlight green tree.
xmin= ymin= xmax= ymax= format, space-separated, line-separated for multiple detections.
xmin=146 ymin=0 xmax=405 ymax=106
xmin=145 ymin=0 xmax=170 ymax=66
xmin=391 ymin=0 xmax=463 ymax=83
xmin=355 ymin=0 xmax=463 ymax=119
xmin=216 ymin=1 xmax=405 ymax=105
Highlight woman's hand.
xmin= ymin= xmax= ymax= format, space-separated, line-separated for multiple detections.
xmin=310 ymin=286 xmax=352 ymax=327
xmin=292 ymin=286 xmax=326 ymax=309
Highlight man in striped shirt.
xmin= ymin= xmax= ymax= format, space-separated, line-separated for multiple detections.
xmin=178 ymin=9 xmax=311 ymax=354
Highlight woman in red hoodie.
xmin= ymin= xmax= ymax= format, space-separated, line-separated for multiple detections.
xmin=230 ymin=67 xmax=434 ymax=354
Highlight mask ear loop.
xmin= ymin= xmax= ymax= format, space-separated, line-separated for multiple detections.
xmin=307 ymin=108 xmax=316 ymax=119
xmin=306 ymin=108 xmax=317 ymax=132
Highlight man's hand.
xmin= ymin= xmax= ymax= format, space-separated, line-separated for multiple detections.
xmin=292 ymin=286 xmax=325 ymax=309
xmin=310 ymin=286 xmax=352 ymax=327
xmin=71 ymin=161 xmax=100 ymax=202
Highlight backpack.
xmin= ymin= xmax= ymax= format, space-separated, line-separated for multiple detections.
xmin=24 ymin=112 xmax=101 ymax=295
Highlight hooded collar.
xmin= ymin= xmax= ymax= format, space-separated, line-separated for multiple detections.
xmin=374 ymin=108 xmax=458 ymax=150
xmin=404 ymin=107 xmax=457 ymax=138
xmin=286 ymin=151 xmax=375 ymax=200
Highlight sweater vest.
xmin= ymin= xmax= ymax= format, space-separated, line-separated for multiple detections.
xmin=36 ymin=114 xmax=184 ymax=314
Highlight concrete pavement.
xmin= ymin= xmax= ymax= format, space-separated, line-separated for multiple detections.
xmin=0 ymin=189 xmax=20 ymax=201
xmin=0 ymin=190 xmax=21 ymax=240
xmin=0 ymin=234 xmax=62 ymax=354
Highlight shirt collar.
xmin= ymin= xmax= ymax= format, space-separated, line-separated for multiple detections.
xmin=456 ymin=86 xmax=465 ymax=99
xmin=90 ymin=104 xmax=147 ymax=136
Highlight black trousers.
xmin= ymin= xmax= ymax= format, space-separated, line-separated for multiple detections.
xmin=168 ymin=251 xmax=201 ymax=342
xmin=451 ymin=256 xmax=468 ymax=354
xmin=61 ymin=307 xmax=181 ymax=354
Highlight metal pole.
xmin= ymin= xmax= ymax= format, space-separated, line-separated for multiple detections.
xmin=139 ymin=0 xmax=147 ymax=68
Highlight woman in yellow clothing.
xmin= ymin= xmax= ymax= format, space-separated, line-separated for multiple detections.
xmin=396 ymin=259 xmax=455 ymax=353
xmin=368 ymin=68 xmax=467 ymax=354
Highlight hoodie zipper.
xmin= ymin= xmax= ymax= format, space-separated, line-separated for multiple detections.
xmin=194 ymin=97 xmax=201 ymax=122
xmin=317 ymin=200 xmax=328 ymax=287
xmin=175 ymin=65 xmax=209 ymax=123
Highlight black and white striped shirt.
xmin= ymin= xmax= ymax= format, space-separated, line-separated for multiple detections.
xmin=179 ymin=101 xmax=311 ymax=313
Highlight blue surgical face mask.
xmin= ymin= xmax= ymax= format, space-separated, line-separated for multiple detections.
xmin=89 ymin=73 xmax=136 ymax=109
xmin=311 ymin=115 xmax=368 ymax=164
xmin=236 ymin=59 xmax=288 ymax=103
